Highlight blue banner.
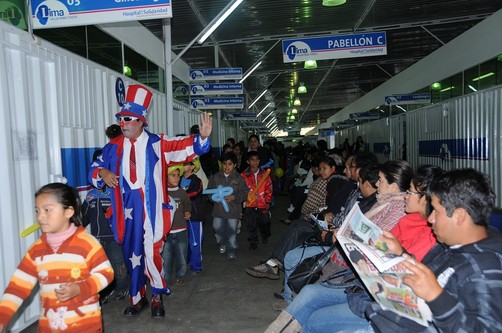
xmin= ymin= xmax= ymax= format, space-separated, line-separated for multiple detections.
xmin=418 ymin=138 xmax=489 ymax=161
xmin=282 ymin=32 xmax=386 ymax=63
xmin=190 ymin=97 xmax=244 ymax=110
xmin=190 ymin=83 xmax=243 ymax=96
xmin=31 ymin=0 xmax=171 ymax=29
xmin=189 ymin=68 xmax=242 ymax=81
xmin=384 ymin=93 xmax=431 ymax=105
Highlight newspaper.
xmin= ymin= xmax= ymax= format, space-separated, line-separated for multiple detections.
xmin=337 ymin=204 xmax=432 ymax=326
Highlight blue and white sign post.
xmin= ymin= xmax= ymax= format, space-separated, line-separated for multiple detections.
xmin=189 ymin=68 xmax=242 ymax=81
xmin=30 ymin=0 xmax=172 ymax=29
xmin=190 ymin=83 xmax=243 ymax=96
xmin=384 ymin=93 xmax=431 ymax=105
xmin=190 ymin=97 xmax=244 ymax=110
xmin=282 ymin=32 xmax=387 ymax=63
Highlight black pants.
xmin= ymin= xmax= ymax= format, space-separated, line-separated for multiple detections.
xmin=271 ymin=219 xmax=318 ymax=264
xmin=244 ymin=208 xmax=271 ymax=245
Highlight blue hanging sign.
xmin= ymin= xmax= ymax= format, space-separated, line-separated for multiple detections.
xmin=190 ymin=97 xmax=244 ymax=110
xmin=282 ymin=32 xmax=387 ymax=63
xmin=30 ymin=0 xmax=171 ymax=29
xmin=190 ymin=83 xmax=243 ymax=96
xmin=115 ymin=77 xmax=125 ymax=107
xmin=384 ymin=93 xmax=431 ymax=105
xmin=189 ymin=68 xmax=242 ymax=81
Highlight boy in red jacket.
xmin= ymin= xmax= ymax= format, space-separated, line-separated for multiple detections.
xmin=241 ymin=151 xmax=273 ymax=250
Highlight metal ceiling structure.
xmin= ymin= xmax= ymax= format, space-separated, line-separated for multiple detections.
xmin=145 ymin=1 xmax=501 ymax=130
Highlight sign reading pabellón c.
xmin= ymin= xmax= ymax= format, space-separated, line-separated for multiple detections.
xmin=190 ymin=98 xmax=244 ymax=110
xmin=30 ymin=0 xmax=172 ymax=29
xmin=282 ymin=32 xmax=387 ymax=63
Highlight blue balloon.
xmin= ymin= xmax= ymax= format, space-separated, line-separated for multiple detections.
xmin=203 ymin=185 xmax=234 ymax=212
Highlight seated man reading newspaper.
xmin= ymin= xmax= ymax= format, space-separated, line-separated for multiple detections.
xmin=365 ymin=168 xmax=502 ymax=332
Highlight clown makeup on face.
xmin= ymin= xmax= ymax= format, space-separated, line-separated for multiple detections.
xmin=119 ymin=116 xmax=143 ymax=140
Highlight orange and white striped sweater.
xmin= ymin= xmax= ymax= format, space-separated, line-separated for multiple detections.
xmin=0 ymin=226 xmax=114 ymax=332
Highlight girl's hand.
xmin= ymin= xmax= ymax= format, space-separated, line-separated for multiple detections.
xmin=380 ymin=230 xmax=403 ymax=255
xmin=184 ymin=212 xmax=191 ymax=220
xmin=331 ymin=227 xmax=339 ymax=243
xmin=55 ymin=282 xmax=81 ymax=302
xmin=225 ymin=195 xmax=235 ymax=203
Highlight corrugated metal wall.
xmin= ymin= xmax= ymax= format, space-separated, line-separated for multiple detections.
xmin=0 ymin=20 xmax=204 ymax=332
xmin=332 ymin=84 xmax=502 ymax=208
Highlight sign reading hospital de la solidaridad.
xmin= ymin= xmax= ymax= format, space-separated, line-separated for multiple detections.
xmin=30 ymin=0 xmax=172 ymax=29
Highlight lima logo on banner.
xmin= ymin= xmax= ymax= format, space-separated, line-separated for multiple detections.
xmin=285 ymin=41 xmax=313 ymax=61
xmin=33 ymin=0 xmax=69 ymax=26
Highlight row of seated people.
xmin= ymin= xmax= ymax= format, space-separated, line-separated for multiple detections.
xmin=245 ymin=151 xmax=502 ymax=332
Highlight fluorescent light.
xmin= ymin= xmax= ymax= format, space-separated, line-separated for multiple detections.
xmin=239 ymin=61 xmax=262 ymax=83
xmin=266 ymin=118 xmax=277 ymax=128
xmin=468 ymin=85 xmax=477 ymax=92
xmin=472 ymin=72 xmax=494 ymax=82
xmin=256 ymin=102 xmax=272 ymax=117
xmin=197 ymin=0 xmax=244 ymax=44
xmin=396 ymin=105 xmax=406 ymax=112
xmin=248 ymin=89 xmax=268 ymax=109
xmin=262 ymin=111 xmax=274 ymax=123
xmin=440 ymin=86 xmax=454 ymax=92
xmin=270 ymin=124 xmax=278 ymax=132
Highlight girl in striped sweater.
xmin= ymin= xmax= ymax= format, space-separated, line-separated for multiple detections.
xmin=0 ymin=183 xmax=114 ymax=332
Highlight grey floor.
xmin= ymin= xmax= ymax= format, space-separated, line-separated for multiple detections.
xmin=22 ymin=195 xmax=291 ymax=333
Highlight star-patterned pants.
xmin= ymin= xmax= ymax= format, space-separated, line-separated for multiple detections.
xmin=121 ymin=188 xmax=170 ymax=305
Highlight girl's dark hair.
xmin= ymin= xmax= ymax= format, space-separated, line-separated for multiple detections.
xmin=35 ymin=183 xmax=82 ymax=226
xmin=380 ymin=160 xmax=413 ymax=192
xmin=318 ymin=156 xmax=336 ymax=168
xmin=248 ymin=134 xmax=260 ymax=143
xmin=413 ymin=165 xmax=443 ymax=216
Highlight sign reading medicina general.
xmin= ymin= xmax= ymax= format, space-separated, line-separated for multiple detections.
xmin=30 ymin=0 xmax=171 ymax=29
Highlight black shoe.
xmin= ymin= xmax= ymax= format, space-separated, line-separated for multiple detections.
xmin=123 ymin=297 xmax=149 ymax=316
xmin=273 ymin=290 xmax=284 ymax=299
xmin=262 ymin=237 xmax=268 ymax=244
xmin=151 ymin=295 xmax=165 ymax=318
xmin=249 ymin=243 xmax=258 ymax=250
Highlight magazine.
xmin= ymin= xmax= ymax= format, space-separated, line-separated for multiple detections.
xmin=337 ymin=204 xmax=432 ymax=326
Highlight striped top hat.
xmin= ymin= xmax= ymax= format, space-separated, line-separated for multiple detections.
xmin=116 ymin=84 xmax=153 ymax=126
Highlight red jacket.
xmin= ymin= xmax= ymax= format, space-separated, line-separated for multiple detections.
xmin=241 ymin=167 xmax=273 ymax=209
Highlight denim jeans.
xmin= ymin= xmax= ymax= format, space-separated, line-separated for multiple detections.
xmin=101 ymin=239 xmax=129 ymax=292
xmin=213 ymin=217 xmax=239 ymax=253
xmin=162 ymin=230 xmax=188 ymax=284
xmin=283 ymin=246 xmax=325 ymax=303
xmin=286 ymin=283 xmax=373 ymax=332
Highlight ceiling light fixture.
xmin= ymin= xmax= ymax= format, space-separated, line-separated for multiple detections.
xmin=262 ymin=111 xmax=274 ymax=123
xmin=322 ymin=0 xmax=347 ymax=6
xmin=468 ymin=85 xmax=477 ymax=92
xmin=472 ymin=72 xmax=495 ymax=82
xmin=298 ymin=83 xmax=307 ymax=94
xmin=291 ymin=108 xmax=298 ymax=114
xmin=197 ymin=0 xmax=244 ymax=44
xmin=431 ymin=82 xmax=441 ymax=90
xmin=440 ymin=86 xmax=454 ymax=92
xmin=247 ymin=89 xmax=268 ymax=109
xmin=256 ymin=102 xmax=272 ymax=118
xmin=239 ymin=61 xmax=262 ymax=83
xmin=304 ymin=60 xmax=317 ymax=69
xmin=293 ymin=97 xmax=301 ymax=106
xmin=290 ymin=114 xmax=296 ymax=120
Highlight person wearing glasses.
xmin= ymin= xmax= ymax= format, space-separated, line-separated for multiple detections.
xmin=88 ymin=84 xmax=212 ymax=319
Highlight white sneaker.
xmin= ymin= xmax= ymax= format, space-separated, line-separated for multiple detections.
xmin=287 ymin=204 xmax=295 ymax=213
xmin=237 ymin=220 xmax=242 ymax=234
xmin=219 ymin=245 xmax=226 ymax=254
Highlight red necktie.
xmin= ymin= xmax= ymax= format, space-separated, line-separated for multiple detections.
xmin=130 ymin=139 xmax=137 ymax=183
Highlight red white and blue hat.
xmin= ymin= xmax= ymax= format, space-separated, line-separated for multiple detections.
xmin=116 ymin=84 xmax=153 ymax=126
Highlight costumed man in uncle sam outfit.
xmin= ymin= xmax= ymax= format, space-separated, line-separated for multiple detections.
xmin=88 ymin=84 xmax=212 ymax=318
